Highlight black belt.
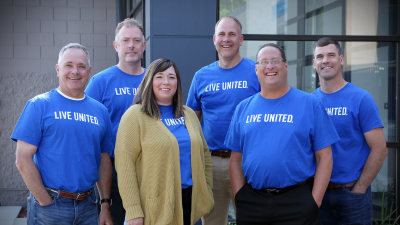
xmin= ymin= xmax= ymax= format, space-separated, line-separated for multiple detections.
xmin=253 ymin=180 xmax=308 ymax=195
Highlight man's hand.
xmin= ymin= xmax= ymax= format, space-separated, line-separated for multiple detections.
xmin=38 ymin=196 xmax=53 ymax=206
xmin=229 ymin=151 xmax=246 ymax=196
xmin=127 ymin=217 xmax=144 ymax=225
xmin=99 ymin=202 xmax=113 ymax=225
xmin=313 ymin=146 xmax=333 ymax=208
xmin=16 ymin=140 xmax=54 ymax=206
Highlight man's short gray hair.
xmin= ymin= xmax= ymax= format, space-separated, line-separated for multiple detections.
xmin=58 ymin=43 xmax=91 ymax=67
xmin=115 ymin=18 xmax=145 ymax=43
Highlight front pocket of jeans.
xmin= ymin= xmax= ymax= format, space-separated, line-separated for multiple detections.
xmin=34 ymin=195 xmax=55 ymax=207
xmin=345 ymin=188 xmax=366 ymax=196
xmin=88 ymin=191 xmax=98 ymax=204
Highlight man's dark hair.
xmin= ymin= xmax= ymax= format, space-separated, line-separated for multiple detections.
xmin=256 ymin=43 xmax=287 ymax=62
xmin=314 ymin=37 xmax=342 ymax=57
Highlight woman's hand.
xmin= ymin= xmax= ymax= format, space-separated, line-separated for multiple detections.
xmin=127 ymin=217 xmax=144 ymax=225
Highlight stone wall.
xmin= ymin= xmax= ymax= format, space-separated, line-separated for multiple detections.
xmin=0 ymin=0 xmax=117 ymax=207
xmin=0 ymin=72 xmax=58 ymax=207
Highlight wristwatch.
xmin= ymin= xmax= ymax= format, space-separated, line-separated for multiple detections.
xmin=100 ymin=198 xmax=112 ymax=207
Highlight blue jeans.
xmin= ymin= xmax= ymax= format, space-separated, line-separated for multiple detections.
xmin=320 ymin=185 xmax=372 ymax=225
xmin=27 ymin=189 xmax=99 ymax=225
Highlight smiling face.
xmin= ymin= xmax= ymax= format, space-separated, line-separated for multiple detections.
xmin=256 ymin=46 xmax=288 ymax=92
xmin=56 ymin=48 xmax=92 ymax=98
xmin=313 ymin=44 xmax=344 ymax=81
xmin=213 ymin=18 xmax=243 ymax=62
xmin=114 ymin=25 xmax=146 ymax=66
xmin=152 ymin=66 xmax=177 ymax=106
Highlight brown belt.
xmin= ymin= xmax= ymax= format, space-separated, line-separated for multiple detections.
xmin=46 ymin=187 xmax=94 ymax=200
xmin=210 ymin=150 xmax=231 ymax=158
xmin=327 ymin=181 xmax=357 ymax=189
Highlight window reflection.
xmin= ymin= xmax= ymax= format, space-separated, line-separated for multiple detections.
xmin=240 ymin=40 xmax=397 ymax=142
xmin=372 ymin=148 xmax=396 ymax=219
xmin=220 ymin=0 xmax=398 ymax=36
xmin=222 ymin=0 xmax=399 ymax=220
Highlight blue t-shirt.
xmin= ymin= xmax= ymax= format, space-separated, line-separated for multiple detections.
xmin=160 ymin=105 xmax=193 ymax=189
xmin=312 ymin=83 xmax=383 ymax=183
xmin=11 ymin=89 xmax=114 ymax=193
xmin=85 ymin=65 xmax=145 ymax=158
xmin=225 ymin=87 xmax=340 ymax=189
xmin=186 ymin=58 xmax=260 ymax=151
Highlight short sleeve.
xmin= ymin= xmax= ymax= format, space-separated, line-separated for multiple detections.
xmin=11 ymin=101 xmax=43 ymax=146
xmin=186 ymin=74 xmax=201 ymax=111
xmin=359 ymin=93 xmax=384 ymax=133
xmin=85 ymin=76 xmax=103 ymax=103
xmin=312 ymin=101 xmax=340 ymax=151
xmin=224 ymin=105 xmax=242 ymax=153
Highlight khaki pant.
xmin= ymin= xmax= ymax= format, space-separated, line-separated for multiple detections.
xmin=202 ymin=155 xmax=236 ymax=225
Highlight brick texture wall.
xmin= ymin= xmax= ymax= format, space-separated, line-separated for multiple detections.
xmin=0 ymin=0 xmax=117 ymax=207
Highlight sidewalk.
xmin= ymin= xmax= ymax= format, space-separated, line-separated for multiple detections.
xmin=0 ymin=206 xmax=27 ymax=225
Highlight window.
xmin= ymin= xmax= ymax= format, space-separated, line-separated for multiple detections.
xmin=221 ymin=0 xmax=399 ymax=219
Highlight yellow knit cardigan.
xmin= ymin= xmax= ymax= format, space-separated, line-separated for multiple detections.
xmin=115 ymin=105 xmax=214 ymax=225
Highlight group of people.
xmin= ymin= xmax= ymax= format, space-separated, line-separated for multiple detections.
xmin=11 ymin=15 xmax=387 ymax=225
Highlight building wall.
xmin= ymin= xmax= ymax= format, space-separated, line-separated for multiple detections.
xmin=145 ymin=0 xmax=218 ymax=102
xmin=0 ymin=0 xmax=117 ymax=207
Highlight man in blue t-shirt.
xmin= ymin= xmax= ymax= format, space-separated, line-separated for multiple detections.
xmin=225 ymin=43 xmax=339 ymax=224
xmin=11 ymin=43 xmax=114 ymax=225
xmin=85 ymin=18 xmax=146 ymax=225
xmin=312 ymin=37 xmax=388 ymax=224
xmin=186 ymin=16 xmax=260 ymax=225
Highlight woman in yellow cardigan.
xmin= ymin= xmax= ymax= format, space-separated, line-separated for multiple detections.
xmin=115 ymin=58 xmax=214 ymax=225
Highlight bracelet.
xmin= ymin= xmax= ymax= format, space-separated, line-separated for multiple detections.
xmin=100 ymin=198 xmax=112 ymax=207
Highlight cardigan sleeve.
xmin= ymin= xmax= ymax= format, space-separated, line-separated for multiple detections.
xmin=199 ymin=122 xmax=213 ymax=192
xmin=114 ymin=107 xmax=144 ymax=221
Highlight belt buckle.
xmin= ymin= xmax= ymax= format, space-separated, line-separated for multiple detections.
xmin=266 ymin=188 xmax=279 ymax=195
xmin=220 ymin=150 xmax=230 ymax=158
xmin=76 ymin=193 xmax=81 ymax=200
xmin=46 ymin=187 xmax=59 ymax=194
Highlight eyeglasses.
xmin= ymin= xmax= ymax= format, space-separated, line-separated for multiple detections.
xmin=256 ymin=59 xmax=285 ymax=66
